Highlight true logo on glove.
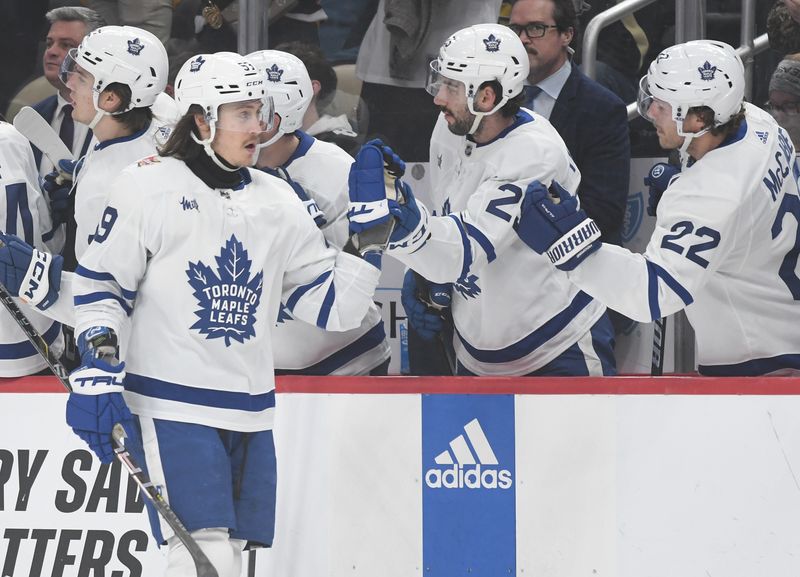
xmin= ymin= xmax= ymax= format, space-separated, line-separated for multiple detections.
xmin=545 ymin=220 xmax=601 ymax=265
xmin=72 ymin=374 xmax=125 ymax=388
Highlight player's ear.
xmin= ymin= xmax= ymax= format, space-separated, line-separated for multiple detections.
xmin=475 ymin=84 xmax=499 ymax=113
xmin=310 ymin=79 xmax=321 ymax=100
xmin=194 ymin=112 xmax=211 ymax=140
xmin=98 ymin=89 xmax=122 ymax=113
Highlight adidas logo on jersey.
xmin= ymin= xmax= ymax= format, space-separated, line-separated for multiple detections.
xmin=756 ymin=131 xmax=769 ymax=144
xmin=425 ymin=418 xmax=513 ymax=490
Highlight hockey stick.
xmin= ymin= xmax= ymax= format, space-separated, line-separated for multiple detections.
xmin=651 ymin=316 xmax=666 ymax=376
xmin=0 ymin=273 xmax=219 ymax=577
xmin=13 ymin=106 xmax=76 ymax=165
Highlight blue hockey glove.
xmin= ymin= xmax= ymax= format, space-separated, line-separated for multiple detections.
xmin=644 ymin=162 xmax=680 ymax=217
xmin=363 ymin=138 xmax=405 ymax=177
xmin=348 ymin=142 xmax=393 ymax=235
xmin=67 ymin=327 xmax=132 ymax=464
xmin=268 ymin=167 xmax=327 ymax=228
xmin=388 ymin=180 xmax=422 ymax=243
xmin=516 ymin=179 xmax=602 ymax=271
xmin=0 ymin=233 xmax=63 ymax=309
xmin=401 ymin=270 xmax=451 ymax=341
xmin=42 ymin=159 xmax=81 ymax=228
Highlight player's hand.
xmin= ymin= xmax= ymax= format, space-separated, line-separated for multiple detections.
xmin=271 ymin=167 xmax=327 ymax=228
xmin=643 ymin=162 xmax=680 ymax=217
xmin=67 ymin=327 xmax=132 ymax=464
xmin=401 ymin=270 xmax=451 ymax=341
xmin=516 ymin=179 xmax=601 ymax=271
xmin=348 ymin=142 xmax=393 ymax=235
xmin=0 ymin=233 xmax=62 ymax=310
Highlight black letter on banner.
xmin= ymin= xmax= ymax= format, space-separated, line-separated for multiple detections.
xmin=389 ymin=301 xmax=406 ymax=339
xmin=51 ymin=529 xmax=81 ymax=577
xmin=17 ymin=449 xmax=48 ymax=511
xmin=2 ymin=528 xmax=28 ymax=576
xmin=79 ymin=530 xmax=115 ymax=577
xmin=56 ymin=450 xmax=91 ymax=513
xmin=125 ymin=473 xmax=145 ymax=513
xmin=118 ymin=530 xmax=149 ymax=577
xmin=86 ymin=461 xmax=120 ymax=513
xmin=0 ymin=450 xmax=11 ymax=511
xmin=30 ymin=528 xmax=58 ymax=575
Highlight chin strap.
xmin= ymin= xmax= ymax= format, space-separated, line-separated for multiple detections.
xmin=466 ymin=93 xmax=509 ymax=135
xmin=191 ymin=122 xmax=240 ymax=172
xmin=676 ymin=124 xmax=710 ymax=169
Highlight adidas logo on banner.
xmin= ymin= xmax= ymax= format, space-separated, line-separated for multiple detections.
xmin=425 ymin=418 xmax=513 ymax=490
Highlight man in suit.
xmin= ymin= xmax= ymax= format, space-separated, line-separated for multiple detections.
xmin=510 ymin=0 xmax=630 ymax=245
xmin=32 ymin=6 xmax=105 ymax=177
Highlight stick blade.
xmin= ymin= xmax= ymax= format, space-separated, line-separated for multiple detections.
xmin=13 ymin=106 xmax=75 ymax=165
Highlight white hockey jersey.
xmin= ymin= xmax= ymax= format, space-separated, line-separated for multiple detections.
xmin=0 ymin=122 xmax=64 ymax=375
xmin=569 ymin=103 xmax=800 ymax=375
xmin=73 ymin=155 xmax=381 ymax=431
xmin=387 ymin=111 xmax=608 ymax=375
xmin=270 ymin=132 xmax=390 ymax=374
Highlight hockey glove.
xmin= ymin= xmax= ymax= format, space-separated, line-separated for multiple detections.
xmin=644 ymin=162 xmax=680 ymax=217
xmin=67 ymin=327 xmax=132 ymax=464
xmin=0 ymin=233 xmax=63 ymax=309
xmin=42 ymin=159 xmax=81 ymax=228
xmin=363 ymin=138 xmax=405 ymax=177
xmin=401 ymin=270 xmax=451 ymax=341
xmin=269 ymin=167 xmax=327 ymax=228
xmin=348 ymin=142 xmax=393 ymax=235
xmin=516 ymin=179 xmax=601 ymax=271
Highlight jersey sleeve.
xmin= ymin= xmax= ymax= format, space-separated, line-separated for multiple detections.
xmin=279 ymin=204 xmax=380 ymax=332
xmin=72 ymin=170 xmax=161 ymax=337
xmin=567 ymin=174 xmax=739 ymax=322
xmin=387 ymin=158 xmax=579 ymax=284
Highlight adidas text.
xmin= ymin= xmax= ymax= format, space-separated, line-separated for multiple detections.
xmin=425 ymin=464 xmax=512 ymax=489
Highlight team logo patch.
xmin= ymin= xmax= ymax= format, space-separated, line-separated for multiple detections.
xmin=266 ymin=63 xmax=283 ymax=82
xmin=137 ymin=155 xmax=160 ymax=167
xmin=190 ymin=55 xmax=206 ymax=72
xmin=698 ymin=60 xmax=717 ymax=81
xmin=186 ymin=235 xmax=264 ymax=346
xmin=454 ymin=273 xmax=481 ymax=299
xmin=157 ymin=125 xmax=172 ymax=140
xmin=622 ymin=191 xmax=644 ymax=244
xmin=180 ymin=196 xmax=199 ymax=211
xmin=483 ymin=34 xmax=501 ymax=52
xmin=127 ymin=38 xmax=144 ymax=55
xmin=756 ymin=130 xmax=769 ymax=144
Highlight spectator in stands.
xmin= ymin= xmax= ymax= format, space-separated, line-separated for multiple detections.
xmin=766 ymin=53 xmax=800 ymax=148
xmin=276 ymin=40 xmax=361 ymax=155
xmin=32 ymin=7 xmax=105 ymax=177
xmin=510 ymin=0 xmax=630 ymax=246
xmin=84 ymin=0 xmax=172 ymax=44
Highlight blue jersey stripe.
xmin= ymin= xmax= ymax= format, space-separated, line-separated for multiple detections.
xmin=286 ymin=270 xmax=331 ymax=312
xmin=464 ymin=222 xmax=496 ymax=263
xmin=458 ymin=291 xmax=595 ymax=363
xmin=75 ymin=265 xmax=137 ymax=299
xmin=126 ymin=373 xmax=276 ymax=411
xmin=447 ymin=214 xmax=472 ymax=280
xmin=0 ymin=321 xmax=61 ymax=360
xmin=699 ymin=353 xmax=800 ymax=376
xmin=275 ymin=322 xmax=386 ymax=375
xmin=315 ymin=282 xmax=335 ymax=328
xmin=645 ymin=259 xmax=693 ymax=321
xmin=74 ymin=291 xmax=134 ymax=315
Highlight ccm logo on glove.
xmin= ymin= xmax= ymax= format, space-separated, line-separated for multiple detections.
xmin=21 ymin=251 xmax=52 ymax=302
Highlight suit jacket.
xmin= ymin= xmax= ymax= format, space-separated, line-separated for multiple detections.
xmin=549 ymin=64 xmax=631 ymax=245
xmin=30 ymin=94 xmax=93 ymax=171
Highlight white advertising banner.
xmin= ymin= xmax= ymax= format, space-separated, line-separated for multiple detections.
xmin=3 ymin=379 xmax=800 ymax=576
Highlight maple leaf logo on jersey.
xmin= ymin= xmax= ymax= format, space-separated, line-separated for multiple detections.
xmin=266 ymin=63 xmax=283 ymax=82
xmin=186 ymin=235 xmax=264 ymax=347
xmin=698 ymin=61 xmax=717 ymax=81
xmin=127 ymin=38 xmax=144 ymax=55
xmin=455 ymin=274 xmax=481 ymax=299
xmin=483 ymin=34 xmax=501 ymax=52
xmin=190 ymin=55 xmax=206 ymax=72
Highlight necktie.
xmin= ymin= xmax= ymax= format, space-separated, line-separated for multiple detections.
xmin=59 ymin=104 xmax=74 ymax=153
xmin=522 ymin=85 xmax=542 ymax=110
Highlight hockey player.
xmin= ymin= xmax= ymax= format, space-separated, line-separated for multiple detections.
xmin=248 ymin=49 xmax=391 ymax=375
xmin=0 ymin=121 xmax=65 ymax=375
xmin=66 ymin=52 xmax=382 ymax=576
xmin=515 ymin=40 xmax=800 ymax=376
xmin=348 ymin=23 xmax=616 ymax=376
xmin=0 ymin=25 xmax=171 ymax=366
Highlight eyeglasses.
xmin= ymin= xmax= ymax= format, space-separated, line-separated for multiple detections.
xmin=764 ymin=101 xmax=800 ymax=115
xmin=508 ymin=22 xmax=559 ymax=39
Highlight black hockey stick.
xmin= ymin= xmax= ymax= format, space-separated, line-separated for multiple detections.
xmin=651 ymin=316 xmax=666 ymax=376
xmin=0 ymin=279 xmax=219 ymax=577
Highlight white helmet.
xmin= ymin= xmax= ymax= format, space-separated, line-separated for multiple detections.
xmin=174 ymin=52 xmax=273 ymax=169
xmin=427 ymin=23 xmax=528 ymax=133
xmin=60 ymin=25 xmax=168 ymax=127
xmin=638 ymin=40 xmax=745 ymax=133
xmin=247 ymin=50 xmax=313 ymax=147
